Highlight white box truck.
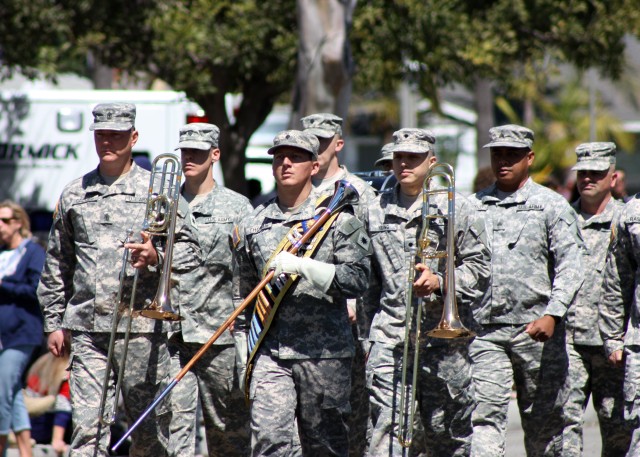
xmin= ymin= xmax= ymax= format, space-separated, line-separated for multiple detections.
xmin=0 ymin=89 xmax=222 ymax=232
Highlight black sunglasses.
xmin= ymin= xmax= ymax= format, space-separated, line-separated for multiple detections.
xmin=0 ymin=217 xmax=16 ymax=224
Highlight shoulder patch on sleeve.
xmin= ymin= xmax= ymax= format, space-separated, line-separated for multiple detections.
xmin=338 ymin=217 xmax=362 ymax=236
xmin=356 ymin=231 xmax=371 ymax=251
xmin=232 ymin=225 xmax=241 ymax=249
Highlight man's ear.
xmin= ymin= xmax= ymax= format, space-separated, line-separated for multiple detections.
xmin=335 ymin=138 xmax=345 ymax=153
xmin=527 ymin=150 xmax=535 ymax=165
xmin=211 ymin=147 xmax=221 ymax=163
xmin=310 ymin=160 xmax=320 ymax=176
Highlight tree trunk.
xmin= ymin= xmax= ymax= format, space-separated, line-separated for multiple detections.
xmin=292 ymin=0 xmax=357 ymax=125
xmin=198 ymin=87 xmax=279 ymax=196
xmin=88 ymin=52 xmax=112 ymax=89
xmin=474 ymin=78 xmax=494 ymax=170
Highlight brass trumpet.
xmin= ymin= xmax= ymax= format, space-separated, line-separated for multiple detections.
xmin=398 ymin=162 xmax=474 ymax=447
xmin=97 ymin=153 xmax=183 ymax=426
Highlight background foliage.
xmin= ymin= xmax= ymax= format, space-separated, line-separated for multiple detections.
xmin=1 ymin=0 xmax=639 ymax=190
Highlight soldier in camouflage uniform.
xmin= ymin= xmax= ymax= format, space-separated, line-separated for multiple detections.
xmin=364 ymin=128 xmax=491 ymax=457
xmin=37 ymin=103 xmax=201 ymax=457
xmin=234 ymin=129 xmax=371 ymax=457
xmin=469 ymin=125 xmax=584 ymax=457
xmin=562 ymin=142 xmax=629 ymax=456
xmin=168 ymin=123 xmax=252 ymax=457
xmin=374 ymin=143 xmax=394 ymax=173
xmin=302 ymin=113 xmax=376 ymax=457
xmin=600 ymin=166 xmax=640 ymax=457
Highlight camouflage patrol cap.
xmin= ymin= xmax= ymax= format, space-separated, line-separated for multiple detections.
xmin=572 ymin=142 xmax=616 ymax=171
xmin=268 ymin=130 xmax=319 ymax=159
xmin=175 ymin=123 xmax=220 ymax=151
xmin=374 ymin=142 xmax=394 ymax=167
xmin=483 ymin=124 xmax=534 ymax=149
xmin=90 ymin=103 xmax=136 ymax=131
xmin=301 ymin=113 xmax=343 ymax=138
xmin=389 ymin=128 xmax=436 ymax=154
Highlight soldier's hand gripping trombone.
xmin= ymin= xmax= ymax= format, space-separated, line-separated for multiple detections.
xmin=398 ymin=162 xmax=475 ymax=448
xmin=111 ymin=180 xmax=359 ymax=453
xmin=97 ymin=153 xmax=183 ymax=427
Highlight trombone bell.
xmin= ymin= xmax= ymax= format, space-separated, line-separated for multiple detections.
xmin=139 ymin=288 xmax=181 ymax=321
xmin=426 ymin=319 xmax=475 ymax=339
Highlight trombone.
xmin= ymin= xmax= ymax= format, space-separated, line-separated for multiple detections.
xmin=97 ymin=153 xmax=183 ymax=426
xmin=139 ymin=153 xmax=183 ymax=321
xmin=398 ymin=162 xmax=475 ymax=447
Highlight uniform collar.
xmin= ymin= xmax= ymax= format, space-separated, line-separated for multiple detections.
xmin=479 ymin=177 xmax=533 ymax=205
xmin=572 ymin=196 xmax=620 ymax=226
xmin=83 ymin=161 xmax=143 ymax=197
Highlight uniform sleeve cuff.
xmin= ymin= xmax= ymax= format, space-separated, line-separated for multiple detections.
xmin=604 ymin=340 xmax=624 ymax=358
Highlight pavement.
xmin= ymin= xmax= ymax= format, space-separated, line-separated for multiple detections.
xmin=6 ymin=397 xmax=603 ymax=456
xmin=506 ymin=397 xmax=601 ymax=456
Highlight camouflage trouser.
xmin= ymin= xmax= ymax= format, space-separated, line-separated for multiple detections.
xmin=249 ymin=351 xmax=352 ymax=457
xmin=469 ymin=324 xmax=567 ymax=457
xmin=349 ymin=327 xmax=370 ymax=457
xmin=623 ymin=346 xmax=640 ymax=457
xmin=366 ymin=340 xmax=474 ymax=457
xmin=167 ymin=334 xmax=250 ymax=457
xmin=68 ymin=331 xmax=171 ymax=457
xmin=562 ymin=341 xmax=630 ymax=457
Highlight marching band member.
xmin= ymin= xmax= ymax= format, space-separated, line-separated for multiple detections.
xmin=234 ymin=129 xmax=371 ymax=456
xmin=37 ymin=103 xmax=201 ymax=456
xmin=563 ymin=142 xmax=630 ymax=455
xmin=302 ymin=113 xmax=376 ymax=456
xmin=169 ymin=123 xmax=252 ymax=457
xmin=469 ymin=124 xmax=583 ymax=457
xmin=600 ymin=158 xmax=640 ymax=457
xmin=365 ymin=128 xmax=490 ymax=456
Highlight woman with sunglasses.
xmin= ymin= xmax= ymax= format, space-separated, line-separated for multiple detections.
xmin=0 ymin=200 xmax=46 ymax=457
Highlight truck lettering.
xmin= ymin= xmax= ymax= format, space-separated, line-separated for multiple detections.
xmin=0 ymin=143 xmax=80 ymax=160
xmin=65 ymin=144 xmax=79 ymax=159
xmin=10 ymin=143 xmax=24 ymax=159
xmin=28 ymin=144 xmax=50 ymax=158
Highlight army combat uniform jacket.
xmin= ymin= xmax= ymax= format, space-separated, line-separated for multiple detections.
xmin=177 ymin=185 xmax=253 ymax=344
xmin=470 ymin=178 xmax=583 ymax=324
xmin=600 ymin=196 xmax=640 ymax=356
xmin=38 ymin=162 xmax=201 ymax=334
xmin=569 ymin=197 xmax=623 ymax=345
xmin=233 ymin=192 xmax=372 ymax=360
xmin=366 ymin=185 xmax=491 ymax=345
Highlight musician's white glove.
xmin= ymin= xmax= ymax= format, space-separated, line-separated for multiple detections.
xmin=270 ymin=251 xmax=335 ymax=293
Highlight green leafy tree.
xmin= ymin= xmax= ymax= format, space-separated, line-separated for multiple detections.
xmin=496 ymin=74 xmax=635 ymax=183
xmin=1 ymin=0 xmax=298 ymax=194
xmin=351 ymin=0 xmax=640 ymax=166
xmin=2 ymin=0 xmax=639 ymax=190
xmin=352 ymin=0 xmax=638 ymax=95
